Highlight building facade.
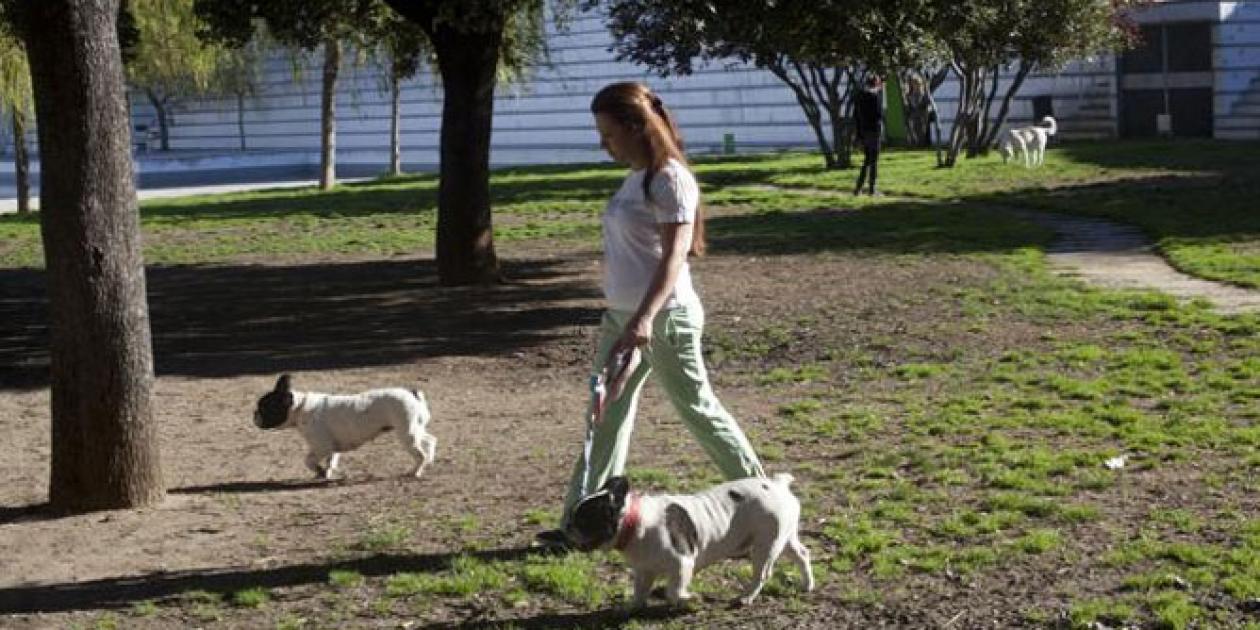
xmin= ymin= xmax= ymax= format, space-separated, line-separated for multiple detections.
xmin=111 ymin=1 xmax=1260 ymax=175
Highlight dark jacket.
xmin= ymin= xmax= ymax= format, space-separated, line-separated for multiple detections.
xmin=853 ymin=87 xmax=883 ymax=133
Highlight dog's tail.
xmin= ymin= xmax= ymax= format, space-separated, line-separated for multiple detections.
xmin=771 ymin=472 xmax=795 ymax=487
xmin=1042 ymin=116 xmax=1057 ymax=136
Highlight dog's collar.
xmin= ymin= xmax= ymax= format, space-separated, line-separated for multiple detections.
xmin=612 ymin=493 xmax=642 ymax=551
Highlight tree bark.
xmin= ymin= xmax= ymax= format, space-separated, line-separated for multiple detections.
xmin=389 ymin=69 xmax=402 ymax=176
xmin=13 ymin=108 xmax=30 ymax=214
xmin=427 ymin=24 xmax=502 ymax=285
xmin=319 ymin=37 xmax=340 ymax=191
xmin=22 ymin=0 xmax=163 ymax=514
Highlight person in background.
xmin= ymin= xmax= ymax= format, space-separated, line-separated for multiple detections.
xmin=853 ymin=74 xmax=885 ymax=196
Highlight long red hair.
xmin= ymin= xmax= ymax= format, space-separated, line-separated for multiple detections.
xmin=591 ymin=82 xmax=706 ymax=256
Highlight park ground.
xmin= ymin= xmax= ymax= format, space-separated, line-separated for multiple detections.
xmin=1 ymin=140 xmax=1258 ymax=629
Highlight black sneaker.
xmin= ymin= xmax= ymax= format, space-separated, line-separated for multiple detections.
xmin=533 ymin=528 xmax=571 ymax=551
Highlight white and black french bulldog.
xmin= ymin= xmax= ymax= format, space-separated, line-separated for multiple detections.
xmin=253 ymin=374 xmax=437 ymax=480
xmin=566 ymin=474 xmax=814 ymax=608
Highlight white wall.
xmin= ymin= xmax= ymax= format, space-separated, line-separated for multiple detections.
xmin=123 ymin=2 xmax=1258 ymax=171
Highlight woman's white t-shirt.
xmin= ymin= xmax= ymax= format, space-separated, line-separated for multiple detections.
xmin=602 ymin=158 xmax=701 ymax=312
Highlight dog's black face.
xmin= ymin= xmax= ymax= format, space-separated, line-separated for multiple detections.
xmin=254 ymin=374 xmax=295 ymax=430
xmin=565 ymin=476 xmax=629 ymax=551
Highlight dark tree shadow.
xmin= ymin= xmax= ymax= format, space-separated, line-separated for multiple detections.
xmin=169 ymin=479 xmax=349 ymax=495
xmin=0 ymin=257 xmax=602 ymax=391
xmin=0 ymin=547 xmax=547 ymax=615
xmin=421 ymin=604 xmax=687 ymax=629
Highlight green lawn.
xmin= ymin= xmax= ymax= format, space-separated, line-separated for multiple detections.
xmin=2 ymin=140 xmax=1259 ymax=287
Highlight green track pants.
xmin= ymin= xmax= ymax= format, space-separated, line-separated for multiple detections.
xmin=559 ymin=303 xmax=766 ymax=526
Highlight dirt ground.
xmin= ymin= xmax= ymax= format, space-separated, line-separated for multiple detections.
xmin=3 ymin=234 xmax=1250 ymax=629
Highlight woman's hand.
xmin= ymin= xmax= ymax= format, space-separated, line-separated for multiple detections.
xmin=613 ymin=314 xmax=653 ymax=355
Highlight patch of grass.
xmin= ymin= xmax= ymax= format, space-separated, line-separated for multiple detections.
xmin=758 ymin=363 xmax=829 ymax=384
xmin=522 ymin=508 xmax=556 ymax=527
xmin=354 ymin=521 xmax=412 ymax=553
xmin=386 ymin=556 xmax=510 ymax=598
xmin=130 ymin=600 xmax=159 ymax=617
xmin=893 ymin=362 xmax=947 ymax=380
xmin=823 ymin=516 xmax=900 ymax=572
xmin=626 ymin=467 xmax=682 ymax=492
xmin=1012 ymin=528 xmax=1062 ymax=554
xmin=232 ymin=587 xmax=271 ymax=608
xmin=519 ymin=553 xmax=612 ymax=607
xmin=1149 ymin=508 xmax=1204 ymax=534
xmin=1069 ymin=597 xmax=1139 ymax=629
xmin=1146 ymin=590 xmax=1203 ymax=630
xmin=328 ymin=569 xmax=365 ymax=589
xmin=275 ymin=613 xmax=309 ymax=630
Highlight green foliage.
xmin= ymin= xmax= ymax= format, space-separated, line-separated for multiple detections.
xmin=231 ymin=587 xmax=271 ymax=608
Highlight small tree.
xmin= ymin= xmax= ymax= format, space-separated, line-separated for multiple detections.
xmin=364 ymin=10 xmax=430 ymax=176
xmin=0 ymin=21 xmax=32 ymax=214
xmin=214 ymin=31 xmax=270 ymax=151
xmin=196 ymin=0 xmax=384 ymax=190
xmin=13 ymin=0 xmax=164 ymax=514
xmin=931 ymin=0 xmax=1138 ymax=166
xmin=593 ymin=0 xmax=931 ymax=169
xmin=125 ymin=0 xmax=230 ymax=151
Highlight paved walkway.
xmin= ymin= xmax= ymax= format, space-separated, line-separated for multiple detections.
xmin=0 ymin=177 xmax=375 ymax=215
xmin=1011 ymin=209 xmax=1260 ymax=315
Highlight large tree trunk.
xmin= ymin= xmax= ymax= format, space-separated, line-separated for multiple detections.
xmin=319 ymin=37 xmax=340 ymax=191
xmin=13 ymin=108 xmax=30 ymax=214
xmin=382 ymin=0 xmax=502 ymax=285
xmin=389 ymin=69 xmax=402 ymax=176
xmin=23 ymin=0 xmax=163 ymax=514
xmin=428 ymin=25 xmax=502 ymax=285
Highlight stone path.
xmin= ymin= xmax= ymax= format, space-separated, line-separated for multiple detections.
xmin=751 ymin=184 xmax=1260 ymax=314
xmin=1011 ymin=209 xmax=1260 ymax=315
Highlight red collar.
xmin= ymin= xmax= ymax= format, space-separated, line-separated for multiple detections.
xmin=612 ymin=493 xmax=642 ymax=551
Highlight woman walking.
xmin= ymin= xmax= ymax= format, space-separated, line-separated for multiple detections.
xmin=535 ymin=82 xmax=766 ymax=547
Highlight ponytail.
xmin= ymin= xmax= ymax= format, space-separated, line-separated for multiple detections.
xmin=592 ymin=82 xmax=706 ymax=256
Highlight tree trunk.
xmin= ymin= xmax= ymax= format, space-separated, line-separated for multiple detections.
xmin=23 ymin=0 xmax=163 ymax=514
xmin=236 ymin=90 xmax=246 ymax=151
xmin=428 ymin=24 xmax=502 ymax=285
xmin=389 ymin=69 xmax=402 ymax=176
xmin=768 ymin=61 xmax=837 ymax=169
xmin=982 ymin=61 xmax=1033 ymax=149
xmin=13 ymin=108 xmax=30 ymax=214
xmin=319 ymin=37 xmax=340 ymax=191
xmin=145 ymin=90 xmax=170 ymax=151
xmin=969 ymin=67 xmax=1000 ymax=157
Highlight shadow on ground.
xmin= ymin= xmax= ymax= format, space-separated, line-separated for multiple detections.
xmin=0 ymin=544 xmax=697 ymax=627
xmin=0 ymin=547 xmax=543 ymax=615
xmin=0 ymin=257 xmax=601 ymax=391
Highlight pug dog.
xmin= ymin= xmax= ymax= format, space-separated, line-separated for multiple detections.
xmin=566 ymin=474 xmax=814 ymax=608
xmin=253 ymin=374 xmax=436 ymax=480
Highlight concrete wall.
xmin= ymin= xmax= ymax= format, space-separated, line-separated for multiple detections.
xmin=1216 ymin=1 xmax=1260 ymax=139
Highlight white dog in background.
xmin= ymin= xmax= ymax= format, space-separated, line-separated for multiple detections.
xmin=1000 ymin=115 xmax=1057 ymax=168
xmin=253 ymin=374 xmax=437 ymax=480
